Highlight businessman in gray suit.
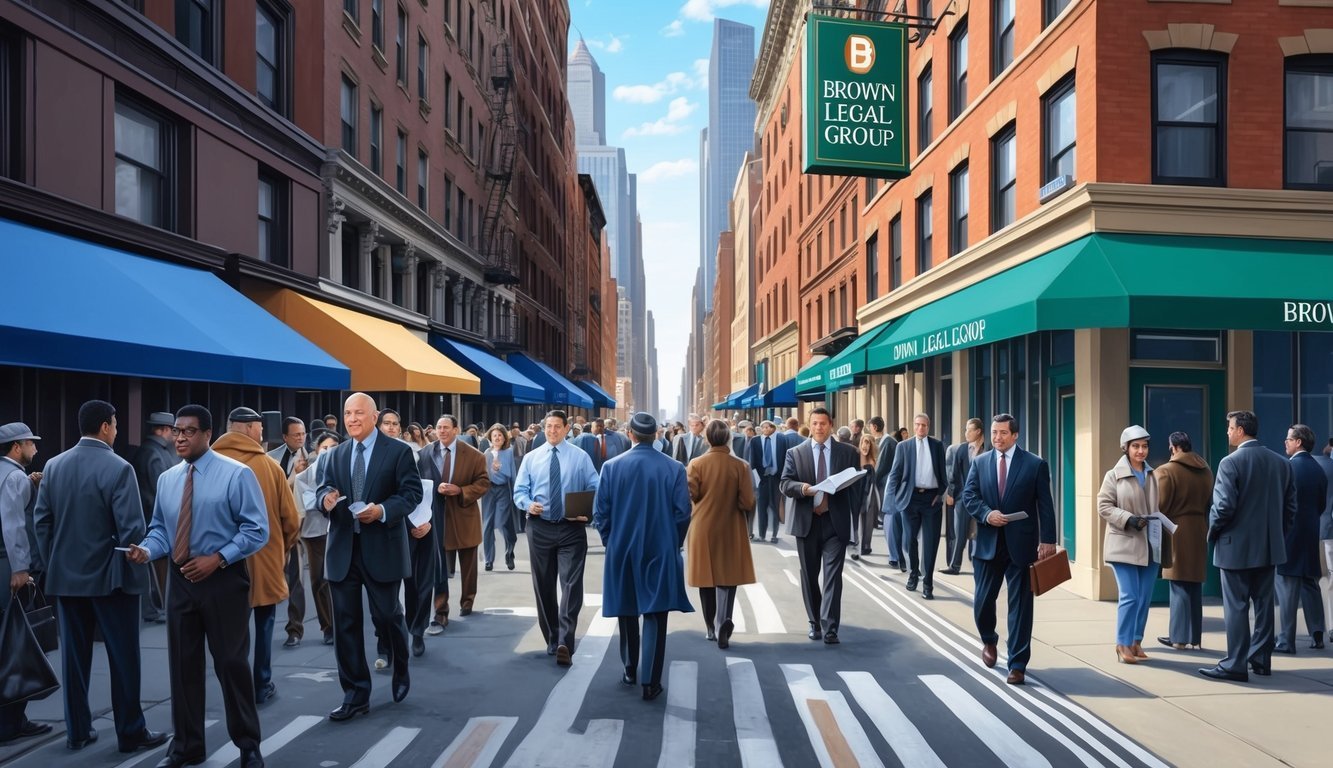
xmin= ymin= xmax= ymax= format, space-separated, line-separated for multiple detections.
xmin=672 ymin=415 xmax=708 ymax=466
xmin=34 ymin=400 xmax=166 ymax=752
xmin=1199 ymin=410 xmax=1297 ymax=682
xmin=781 ymin=407 xmax=859 ymax=643
xmin=887 ymin=413 xmax=948 ymax=599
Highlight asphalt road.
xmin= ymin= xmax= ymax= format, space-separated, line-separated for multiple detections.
xmin=1 ymin=527 xmax=1170 ymax=768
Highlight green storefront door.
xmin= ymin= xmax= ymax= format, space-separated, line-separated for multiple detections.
xmin=1047 ymin=367 xmax=1076 ymax=558
xmin=1128 ymin=367 xmax=1225 ymax=601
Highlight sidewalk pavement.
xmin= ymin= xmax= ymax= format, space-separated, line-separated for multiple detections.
xmin=924 ymin=567 xmax=1332 ymax=768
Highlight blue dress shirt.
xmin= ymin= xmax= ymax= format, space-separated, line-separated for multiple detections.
xmin=513 ymin=440 xmax=600 ymax=522
xmin=143 ymin=449 xmax=268 ymax=567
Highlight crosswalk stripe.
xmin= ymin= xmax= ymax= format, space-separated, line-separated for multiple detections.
xmin=430 ymin=717 xmax=517 ymax=768
xmin=502 ymin=613 xmax=622 ymax=768
xmin=656 ymin=661 xmax=698 ymax=768
xmin=920 ymin=675 xmax=1053 ymax=767
xmin=784 ymin=569 xmax=798 ymax=587
xmin=838 ymin=672 xmax=946 ymax=768
xmin=198 ymin=715 xmax=322 ymax=767
xmin=725 ymin=657 xmax=783 ymax=768
xmin=741 ymin=583 xmax=786 ymax=634
xmin=731 ymin=593 xmax=749 ymax=633
xmin=109 ymin=720 xmax=219 ymax=768
xmin=780 ymin=664 xmax=884 ymax=768
xmin=350 ymin=726 xmax=422 ymax=768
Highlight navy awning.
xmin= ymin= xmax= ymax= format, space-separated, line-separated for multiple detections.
xmin=0 ymin=218 xmax=348 ymax=389
xmin=506 ymin=353 xmax=595 ymax=409
xmin=429 ymin=335 xmax=546 ymax=404
xmin=762 ymin=378 xmax=799 ymax=407
xmin=574 ymin=379 xmax=617 ymax=409
xmin=715 ymin=383 xmax=759 ymax=410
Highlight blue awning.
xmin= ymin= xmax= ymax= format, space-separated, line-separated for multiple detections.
xmin=0 ymin=218 xmax=349 ymax=389
xmin=429 ymin=335 xmax=545 ymax=404
xmin=762 ymin=378 xmax=799 ymax=407
xmin=574 ymin=379 xmax=617 ymax=409
xmin=506 ymin=353 xmax=595 ymax=409
xmin=715 ymin=383 xmax=759 ymax=410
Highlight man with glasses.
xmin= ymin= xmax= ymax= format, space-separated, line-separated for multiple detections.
xmin=1198 ymin=410 xmax=1296 ymax=682
xmin=127 ymin=405 xmax=268 ymax=768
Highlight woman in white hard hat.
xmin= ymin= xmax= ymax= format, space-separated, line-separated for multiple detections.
xmin=1097 ymin=425 xmax=1171 ymax=664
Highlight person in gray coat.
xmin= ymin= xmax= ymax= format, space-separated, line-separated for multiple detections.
xmin=133 ymin=411 xmax=179 ymax=623
xmin=943 ymin=418 xmax=985 ymax=573
xmin=34 ymin=401 xmax=167 ymax=752
xmin=1198 ymin=410 xmax=1297 ymax=683
xmin=1276 ymin=424 xmax=1327 ymax=652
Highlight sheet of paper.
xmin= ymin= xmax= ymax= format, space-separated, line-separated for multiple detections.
xmin=811 ymin=467 xmax=867 ymax=495
xmin=1000 ymin=510 xmax=1029 ymax=522
xmin=408 ymin=480 xmax=433 ymax=527
xmin=348 ymin=501 xmax=368 ymax=514
xmin=1149 ymin=511 xmax=1178 ymax=535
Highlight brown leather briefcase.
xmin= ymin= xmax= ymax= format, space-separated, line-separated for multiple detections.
xmin=1029 ymin=549 xmax=1071 ymax=596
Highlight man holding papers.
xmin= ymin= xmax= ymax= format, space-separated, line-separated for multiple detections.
xmin=887 ymin=413 xmax=948 ymax=599
xmin=513 ymin=410 xmax=600 ymax=667
xmin=961 ymin=413 xmax=1056 ymax=685
xmin=780 ymin=407 xmax=860 ymax=644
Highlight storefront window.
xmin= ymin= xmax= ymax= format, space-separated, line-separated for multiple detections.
xmin=1300 ymin=332 xmax=1333 ymax=446
xmin=1253 ymin=330 xmax=1294 ymax=451
xmin=1050 ymin=330 xmax=1074 ymax=367
xmin=972 ymin=346 xmax=991 ymax=422
xmin=1130 ymin=330 xmax=1221 ymax=363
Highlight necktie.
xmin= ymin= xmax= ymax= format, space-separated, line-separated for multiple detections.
xmin=692 ymin=435 xmax=700 ymax=457
xmin=353 ymin=442 xmax=367 ymax=501
xmin=998 ymin=451 xmax=1008 ymax=500
xmin=282 ymin=449 xmax=293 ymax=473
xmin=599 ymin=435 xmax=606 ymax=460
xmin=764 ymin=436 xmax=774 ymax=474
xmin=442 ymin=445 xmax=453 ymax=486
xmin=172 ymin=465 xmax=194 ymax=564
xmin=918 ymin=437 xmax=929 ymax=485
xmin=815 ymin=442 xmax=828 ymax=515
xmin=547 ymin=447 xmax=563 ymax=520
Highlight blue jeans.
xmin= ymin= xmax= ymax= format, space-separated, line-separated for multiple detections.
xmin=1108 ymin=561 xmax=1159 ymax=647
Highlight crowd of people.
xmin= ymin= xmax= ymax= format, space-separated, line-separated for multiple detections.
xmin=1 ymin=397 xmax=1328 ymax=762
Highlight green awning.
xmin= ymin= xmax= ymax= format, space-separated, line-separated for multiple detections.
xmin=823 ymin=320 xmax=898 ymax=391
xmin=794 ymin=355 xmax=829 ymax=400
xmin=867 ymin=233 xmax=1333 ymax=371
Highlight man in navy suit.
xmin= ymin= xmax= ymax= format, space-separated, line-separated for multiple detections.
xmin=749 ymin=421 xmax=783 ymax=543
xmin=1314 ymin=440 xmax=1333 ymax=638
xmin=887 ymin=413 xmax=948 ymax=599
xmin=1276 ymin=423 xmax=1326 ymax=653
xmin=316 ymin=393 xmax=423 ymax=720
xmin=961 ymin=413 xmax=1056 ymax=685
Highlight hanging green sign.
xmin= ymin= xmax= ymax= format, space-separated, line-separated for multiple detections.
xmin=803 ymin=14 xmax=910 ymax=178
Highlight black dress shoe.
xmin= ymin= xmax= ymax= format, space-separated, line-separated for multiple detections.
xmin=1198 ymin=665 xmax=1248 ymax=682
xmin=705 ymin=628 xmax=716 ymax=642
xmin=256 ymin=682 xmax=277 ymax=703
xmin=642 ymin=683 xmax=665 ymax=701
xmin=412 ymin=635 xmax=425 ymax=657
xmin=155 ymin=755 xmax=205 ymax=768
xmin=328 ymin=702 xmax=370 ymax=721
xmin=1273 ymin=645 xmax=1296 ymax=655
xmin=906 ymin=576 xmax=919 ymax=591
xmin=1 ymin=720 xmax=52 ymax=743
xmin=283 ymin=634 xmax=300 ymax=648
xmin=239 ymin=747 xmax=265 ymax=768
xmin=850 ymin=552 xmax=860 ymax=561
xmin=717 ymin=619 xmax=734 ymax=650
xmin=939 ymin=567 xmax=960 ymax=575
xmin=393 ymin=677 xmax=410 ymax=702
xmin=323 ymin=630 xmax=335 ymax=645
xmin=68 ymin=729 xmax=99 ymax=750
xmin=546 ymin=643 xmax=558 ymax=656
xmin=1311 ymin=638 xmax=1325 ymax=650
xmin=888 ymin=560 xmax=899 ymax=569
xmin=823 ymin=631 xmax=840 ymax=645
xmin=808 ymin=625 xmax=823 ymax=641
xmin=1248 ymin=660 xmax=1272 ymax=676
xmin=1157 ymin=636 xmax=1187 ymax=650
xmin=485 ymin=562 xmax=494 ymax=571
xmin=922 ymin=586 xmax=934 ymax=600
xmin=119 ymin=729 xmax=169 ymax=753
xmin=460 ymin=607 xmax=473 ymax=616
xmin=506 ymin=553 xmax=516 ymax=570
xmin=621 ymin=669 xmax=636 ymax=685
xmin=860 ymin=547 xmax=871 ymax=556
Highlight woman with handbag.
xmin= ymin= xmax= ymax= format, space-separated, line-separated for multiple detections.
xmin=685 ymin=419 xmax=757 ymax=648
xmin=1097 ymin=425 xmax=1170 ymax=664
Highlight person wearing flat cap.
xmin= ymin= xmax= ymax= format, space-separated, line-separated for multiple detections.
xmin=1097 ymin=425 xmax=1170 ymax=665
xmin=0 ymin=421 xmax=53 ymax=745
xmin=134 ymin=411 xmax=180 ymax=624
xmin=592 ymin=412 xmax=693 ymax=701
xmin=34 ymin=401 xmax=167 ymax=753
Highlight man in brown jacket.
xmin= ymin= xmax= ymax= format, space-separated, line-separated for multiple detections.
xmin=422 ymin=416 xmax=490 ymax=627
xmin=213 ymin=407 xmax=300 ymax=704
xmin=1154 ymin=432 xmax=1214 ymax=650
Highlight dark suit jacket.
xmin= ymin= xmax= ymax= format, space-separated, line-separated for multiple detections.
xmin=318 ymin=434 xmax=422 ymax=583
xmin=946 ymin=442 xmax=981 ymax=501
xmin=874 ymin=435 xmax=899 ymax=486
xmin=577 ymin=431 xmax=629 ymax=472
xmin=1207 ymin=440 xmax=1295 ymax=570
xmin=961 ymin=447 xmax=1056 ymax=566
xmin=673 ymin=432 xmax=708 ymax=465
xmin=1314 ymin=454 xmax=1333 ymax=540
xmin=748 ymin=432 xmax=783 ymax=475
xmin=779 ymin=438 xmax=859 ymax=542
xmin=1281 ymin=451 xmax=1326 ymax=578
xmin=887 ymin=436 xmax=947 ymax=514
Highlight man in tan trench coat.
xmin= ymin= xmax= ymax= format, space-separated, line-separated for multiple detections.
xmin=213 ymin=407 xmax=299 ymax=704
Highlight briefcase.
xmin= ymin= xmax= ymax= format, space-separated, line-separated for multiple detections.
xmin=1029 ymin=549 xmax=1071 ymax=597
xmin=18 ymin=583 xmax=58 ymax=654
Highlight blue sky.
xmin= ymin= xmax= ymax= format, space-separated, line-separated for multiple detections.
xmin=569 ymin=0 xmax=770 ymax=419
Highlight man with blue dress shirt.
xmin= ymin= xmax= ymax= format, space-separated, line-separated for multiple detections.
xmin=513 ymin=409 xmax=600 ymax=667
xmin=128 ymin=405 xmax=269 ymax=768
xmin=749 ymin=420 xmax=783 ymax=542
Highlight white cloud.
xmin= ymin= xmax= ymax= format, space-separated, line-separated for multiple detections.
xmin=613 ymin=84 xmax=665 ymax=104
xmin=606 ymin=35 xmax=624 ymax=53
xmin=612 ymin=69 xmax=706 ymax=105
xmin=661 ymin=20 xmax=685 ymax=37
xmin=692 ymin=58 xmax=709 ymax=84
xmin=584 ymin=34 xmax=625 ymax=54
xmin=623 ymin=97 xmax=698 ymax=137
xmin=640 ymin=158 xmax=698 ymax=182
xmin=679 ymin=0 xmax=770 ymax=22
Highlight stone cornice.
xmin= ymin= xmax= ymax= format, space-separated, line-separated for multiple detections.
xmin=751 ymin=0 xmax=802 ymax=128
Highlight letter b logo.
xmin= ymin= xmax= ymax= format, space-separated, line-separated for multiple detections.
xmin=845 ymin=34 xmax=875 ymax=74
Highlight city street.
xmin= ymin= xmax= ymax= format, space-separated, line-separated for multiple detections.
xmin=1 ymin=531 xmax=1171 ymax=768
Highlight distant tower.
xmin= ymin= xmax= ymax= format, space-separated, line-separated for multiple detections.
xmin=568 ymin=38 xmax=607 ymax=145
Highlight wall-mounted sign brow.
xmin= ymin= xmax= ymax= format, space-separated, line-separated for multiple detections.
xmin=803 ymin=15 xmax=910 ymax=179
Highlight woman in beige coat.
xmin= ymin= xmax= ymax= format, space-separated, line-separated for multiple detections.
xmin=1097 ymin=425 xmax=1170 ymax=664
xmin=1154 ymin=431 xmax=1213 ymax=650
xmin=686 ymin=419 xmax=757 ymax=649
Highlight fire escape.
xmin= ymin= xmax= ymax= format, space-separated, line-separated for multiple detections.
xmin=479 ymin=2 xmax=520 ymax=290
